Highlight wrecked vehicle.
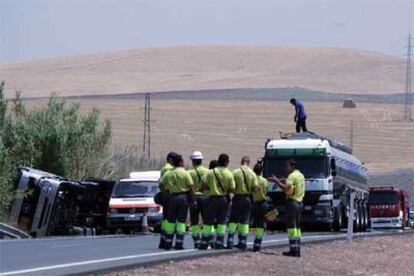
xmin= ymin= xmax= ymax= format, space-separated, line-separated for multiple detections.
xmin=8 ymin=167 xmax=114 ymax=237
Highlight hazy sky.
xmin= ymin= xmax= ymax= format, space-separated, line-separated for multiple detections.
xmin=0 ymin=0 xmax=413 ymax=63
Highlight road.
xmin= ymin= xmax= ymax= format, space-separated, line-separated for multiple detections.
xmin=0 ymin=230 xmax=403 ymax=276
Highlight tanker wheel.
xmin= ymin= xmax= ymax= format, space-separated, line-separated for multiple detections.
xmin=333 ymin=206 xmax=343 ymax=232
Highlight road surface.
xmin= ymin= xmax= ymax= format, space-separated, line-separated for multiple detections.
xmin=0 ymin=230 xmax=402 ymax=276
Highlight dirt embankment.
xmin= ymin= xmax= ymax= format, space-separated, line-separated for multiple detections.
xmin=1 ymin=46 xmax=404 ymax=98
xmin=102 ymin=234 xmax=414 ymax=276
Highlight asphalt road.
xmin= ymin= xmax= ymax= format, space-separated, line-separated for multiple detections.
xmin=0 ymin=230 xmax=402 ymax=276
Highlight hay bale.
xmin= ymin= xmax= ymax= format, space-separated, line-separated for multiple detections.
xmin=343 ymin=98 xmax=356 ymax=108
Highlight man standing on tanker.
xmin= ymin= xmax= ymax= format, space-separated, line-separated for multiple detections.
xmin=290 ymin=98 xmax=308 ymax=133
xmin=268 ymin=159 xmax=305 ymax=257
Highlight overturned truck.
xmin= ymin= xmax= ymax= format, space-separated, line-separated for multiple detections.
xmin=264 ymin=132 xmax=369 ymax=231
xmin=9 ymin=167 xmax=114 ymax=237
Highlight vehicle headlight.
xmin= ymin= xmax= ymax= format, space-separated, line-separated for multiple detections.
xmin=148 ymin=207 xmax=161 ymax=214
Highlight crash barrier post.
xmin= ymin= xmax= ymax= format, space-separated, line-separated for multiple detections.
xmin=141 ymin=213 xmax=149 ymax=234
xmin=347 ymin=192 xmax=355 ymax=243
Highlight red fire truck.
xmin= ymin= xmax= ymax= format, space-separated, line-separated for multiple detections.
xmin=369 ymin=187 xmax=411 ymax=229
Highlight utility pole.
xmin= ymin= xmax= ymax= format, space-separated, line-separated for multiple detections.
xmin=143 ymin=93 xmax=151 ymax=158
xmin=404 ymin=33 xmax=413 ymax=122
xmin=350 ymin=119 xmax=354 ymax=152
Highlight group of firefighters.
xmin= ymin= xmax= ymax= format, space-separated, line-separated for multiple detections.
xmin=156 ymin=98 xmax=307 ymax=257
xmin=157 ymin=151 xmax=305 ymax=257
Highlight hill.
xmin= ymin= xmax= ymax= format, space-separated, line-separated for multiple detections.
xmin=24 ymin=97 xmax=414 ymax=174
xmin=0 ymin=46 xmax=405 ymax=98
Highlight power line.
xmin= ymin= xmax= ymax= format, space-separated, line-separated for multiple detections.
xmin=404 ymin=33 xmax=413 ymax=122
xmin=143 ymin=93 xmax=151 ymax=158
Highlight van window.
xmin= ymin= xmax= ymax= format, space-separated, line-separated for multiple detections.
xmin=113 ymin=181 xmax=159 ymax=198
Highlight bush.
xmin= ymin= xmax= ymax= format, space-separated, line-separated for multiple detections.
xmin=0 ymin=82 xmax=113 ymax=221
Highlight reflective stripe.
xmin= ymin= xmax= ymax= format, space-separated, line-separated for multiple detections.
xmin=288 ymin=227 xmax=301 ymax=238
xmin=255 ymin=227 xmax=265 ymax=239
xmin=228 ymin=222 xmax=238 ymax=234
xmin=238 ymin=224 xmax=249 ymax=235
xmin=165 ymin=222 xmax=176 ymax=234
xmin=203 ymin=225 xmax=213 ymax=236
xmin=217 ymin=224 xmax=227 ymax=235
xmin=190 ymin=225 xmax=201 ymax=235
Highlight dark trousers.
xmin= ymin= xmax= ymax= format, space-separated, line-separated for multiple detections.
xmin=296 ymin=117 xmax=308 ymax=133
xmin=229 ymin=195 xmax=252 ymax=225
xmin=167 ymin=193 xmax=189 ymax=224
xmin=161 ymin=192 xmax=171 ymax=219
xmin=190 ymin=195 xmax=207 ymax=226
xmin=286 ymin=199 xmax=303 ymax=253
xmin=204 ymin=196 xmax=229 ymax=225
xmin=253 ymin=200 xmax=267 ymax=229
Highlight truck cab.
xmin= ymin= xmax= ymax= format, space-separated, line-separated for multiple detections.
xmin=264 ymin=132 xmax=369 ymax=231
xmin=369 ymin=187 xmax=410 ymax=229
xmin=107 ymin=171 xmax=163 ymax=233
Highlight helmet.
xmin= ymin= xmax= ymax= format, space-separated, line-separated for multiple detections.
xmin=190 ymin=151 xmax=204 ymax=160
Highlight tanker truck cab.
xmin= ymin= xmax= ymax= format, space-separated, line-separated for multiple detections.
xmin=264 ymin=132 xmax=369 ymax=231
xmin=107 ymin=171 xmax=162 ymax=233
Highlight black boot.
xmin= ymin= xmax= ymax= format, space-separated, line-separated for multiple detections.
xmin=282 ymin=239 xmax=300 ymax=257
xmin=236 ymin=234 xmax=247 ymax=251
xmin=164 ymin=233 xmax=173 ymax=250
xmin=282 ymin=251 xmax=300 ymax=257
xmin=174 ymin=233 xmax=185 ymax=250
xmin=227 ymin=233 xmax=235 ymax=249
xmin=253 ymin=238 xmax=262 ymax=252
xmin=199 ymin=235 xmax=209 ymax=250
xmin=158 ymin=230 xmax=166 ymax=249
xmin=215 ymin=235 xmax=225 ymax=249
xmin=209 ymin=233 xmax=216 ymax=249
xmin=192 ymin=235 xmax=201 ymax=249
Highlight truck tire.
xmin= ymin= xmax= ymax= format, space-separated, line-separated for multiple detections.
xmin=353 ymin=202 xmax=361 ymax=232
xmin=364 ymin=203 xmax=369 ymax=232
xmin=333 ymin=206 xmax=343 ymax=232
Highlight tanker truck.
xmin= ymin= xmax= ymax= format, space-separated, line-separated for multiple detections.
xmin=263 ymin=132 xmax=369 ymax=231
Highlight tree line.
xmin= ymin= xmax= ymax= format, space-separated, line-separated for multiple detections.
xmin=0 ymin=81 xmax=163 ymax=221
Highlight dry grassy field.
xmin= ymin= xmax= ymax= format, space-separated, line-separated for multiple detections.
xmin=26 ymin=98 xmax=414 ymax=173
xmin=1 ymin=46 xmax=405 ymax=98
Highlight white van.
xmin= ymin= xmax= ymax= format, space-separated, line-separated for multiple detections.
xmin=107 ymin=171 xmax=162 ymax=233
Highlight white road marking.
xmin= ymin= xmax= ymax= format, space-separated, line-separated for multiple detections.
xmin=0 ymin=233 xmax=367 ymax=276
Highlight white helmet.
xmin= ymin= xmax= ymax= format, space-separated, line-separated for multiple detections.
xmin=190 ymin=151 xmax=204 ymax=160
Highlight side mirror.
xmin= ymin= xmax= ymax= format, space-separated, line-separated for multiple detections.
xmin=330 ymin=158 xmax=336 ymax=170
xmin=330 ymin=159 xmax=337 ymax=177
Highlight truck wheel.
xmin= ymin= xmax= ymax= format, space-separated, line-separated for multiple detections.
xmin=333 ymin=206 xmax=343 ymax=232
xmin=353 ymin=202 xmax=361 ymax=232
xmin=362 ymin=205 xmax=368 ymax=231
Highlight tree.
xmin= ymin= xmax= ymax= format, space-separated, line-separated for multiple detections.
xmin=0 ymin=82 xmax=113 ymax=221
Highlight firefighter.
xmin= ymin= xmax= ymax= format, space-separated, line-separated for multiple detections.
xmin=187 ymin=151 xmax=209 ymax=248
xmin=199 ymin=153 xmax=235 ymax=250
xmin=158 ymin=152 xmax=177 ymax=249
xmin=252 ymin=162 xmax=269 ymax=252
xmin=268 ymin=159 xmax=305 ymax=257
xmin=161 ymin=154 xmax=195 ymax=250
xmin=227 ymin=156 xmax=258 ymax=250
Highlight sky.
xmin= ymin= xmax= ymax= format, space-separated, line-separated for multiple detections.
xmin=0 ymin=0 xmax=413 ymax=63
